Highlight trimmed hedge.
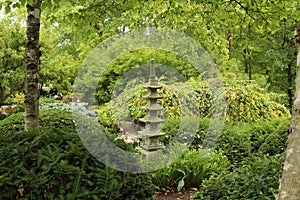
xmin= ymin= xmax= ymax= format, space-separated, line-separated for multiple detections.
xmin=0 ymin=110 xmax=155 ymax=199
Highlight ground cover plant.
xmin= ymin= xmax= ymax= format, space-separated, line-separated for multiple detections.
xmin=0 ymin=109 xmax=156 ymax=199
xmin=193 ymin=155 xmax=283 ymax=199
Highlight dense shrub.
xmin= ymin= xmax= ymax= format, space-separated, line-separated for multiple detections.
xmin=150 ymin=116 xmax=288 ymax=166
xmin=95 ymin=49 xmax=199 ymax=104
xmin=98 ymin=101 xmax=289 ymax=168
xmin=0 ymin=110 xmax=155 ymax=199
xmin=214 ymin=123 xmax=253 ymax=167
xmin=248 ymin=117 xmax=289 ymax=156
xmin=193 ymin=155 xmax=283 ymax=200
xmin=152 ymin=149 xmax=230 ymax=191
xmin=214 ymin=117 xmax=289 ymax=167
xmin=97 ymin=79 xmax=290 ymax=134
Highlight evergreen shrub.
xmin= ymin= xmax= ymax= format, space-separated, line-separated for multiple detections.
xmin=214 ymin=117 xmax=289 ymax=167
xmin=193 ymin=155 xmax=283 ymax=200
xmin=0 ymin=110 xmax=155 ymax=199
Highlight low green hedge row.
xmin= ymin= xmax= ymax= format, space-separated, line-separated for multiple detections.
xmin=0 ymin=110 xmax=155 ymax=200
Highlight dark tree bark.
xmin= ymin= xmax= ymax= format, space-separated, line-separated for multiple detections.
xmin=24 ymin=0 xmax=42 ymax=130
xmin=243 ymin=48 xmax=251 ymax=80
xmin=227 ymin=31 xmax=232 ymax=59
xmin=0 ymin=85 xmax=5 ymax=107
xmin=287 ymin=62 xmax=293 ymax=111
xmin=277 ymin=23 xmax=300 ymax=200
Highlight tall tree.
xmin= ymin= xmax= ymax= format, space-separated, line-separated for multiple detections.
xmin=277 ymin=23 xmax=300 ymax=200
xmin=2 ymin=0 xmax=43 ymax=129
xmin=24 ymin=0 xmax=42 ymax=129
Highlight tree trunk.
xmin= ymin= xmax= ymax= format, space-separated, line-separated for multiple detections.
xmin=24 ymin=0 xmax=42 ymax=130
xmin=227 ymin=31 xmax=232 ymax=59
xmin=243 ymin=48 xmax=251 ymax=80
xmin=287 ymin=62 xmax=293 ymax=111
xmin=0 ymin=85 xmax=5 ymax=107
xmin=277 ymin=23 xmax=300 ymax=200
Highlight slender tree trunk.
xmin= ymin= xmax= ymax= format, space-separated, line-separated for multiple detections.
xmin=24 ymin=0 xmax=42 ymax=130
xmin=227 ymin=31 xmax=232 ymax=59
xmin=243 ymin=48 xmax=251 ymax=80
xmin=287 ymin=63 xmax=293 ymax=111
xmin=282 ymin=26 xmax=295 ymax=112
xmin=0 ymin=85 xmax=5 ymax=107
xmin=277 ymin=23 xmax=300 ymax=200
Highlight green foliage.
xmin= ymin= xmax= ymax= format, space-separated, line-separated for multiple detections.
xmin=98 ymin=78 xmax=290 ymax=135
xmin=248 ymin=118 xmax=289 ymax=156
xmin=40 ymin=102 xmax=98 ymax=119
xmin=214 ymin=123 xmax=253 ymax=167
xmin=214 ymin=117 xmax=289 ymax=167
xmin=152 ymin=149 xmax=230 ymax=191
xmin=149 ymin=116 xmax=288 ymax=195
xmin=11 ymin=92 xmax=25 ymax=112
xmin=96 ymin=49 xmax=198 ymax=104
xmin=0 ymin=17 xmax=25 ymax=106
xmin=193 ymin=155 xmax=283 ymax=200
xmin=0 ymin=109 xmax=156 ymax=199
xmin=222 ymin=81 xmax=290 ymax=122
xmin=38 ymin=24 xmax=84 ymax=96
xmin=190 ymin=118 xmax=212 ymax=148
xmin=97 ymin=102 xmax=118 ymax=134
xmin=159 ymin=117 xmax=181 ymax=144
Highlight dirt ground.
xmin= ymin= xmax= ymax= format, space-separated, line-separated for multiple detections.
xmin=155 ymin=188 xmax=197 ymax=200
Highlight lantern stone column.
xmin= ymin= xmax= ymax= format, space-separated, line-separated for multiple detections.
xmin=139 ymin=59 xmax=165 ymax=160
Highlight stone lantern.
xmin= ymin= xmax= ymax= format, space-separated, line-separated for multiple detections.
xmin=139 ymin=59 xmax=166 ymax=159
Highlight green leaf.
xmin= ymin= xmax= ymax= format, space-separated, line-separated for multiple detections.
xmin=27 ymin=0 xmax=33 ymax=6
xmin=177 ymin=177 xmax=185 ymax=191
xmin=4 ymin=5 xmax=11 ymax=13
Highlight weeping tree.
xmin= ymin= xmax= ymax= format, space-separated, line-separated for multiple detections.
xmin=277 ymin=23 xmax=300 ymax=200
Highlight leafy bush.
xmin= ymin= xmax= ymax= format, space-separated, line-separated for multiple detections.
xmin=0 ymin=110 xmax=155 ymax=199
xmin=97 ymin=102 xmax=119 ymax=133
xmin=95 ymin=49 xmax=199 ymax=104
xmin=193 ymin=155 xmax=283 ymax=200
xmin=152 ymin=149 xmax=230 ymax=191
xmin=214 ymin=123 xmax=253 ymax=167
xmin=248 ymin=117 xmax=289 ymax=156
xmin=11 ymin=92 xmax=25 ymax=112
xmin=97 ymin=78 xmax=290 ymax=134
xmin=214 ymin=117 xmax=289 ymax=167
